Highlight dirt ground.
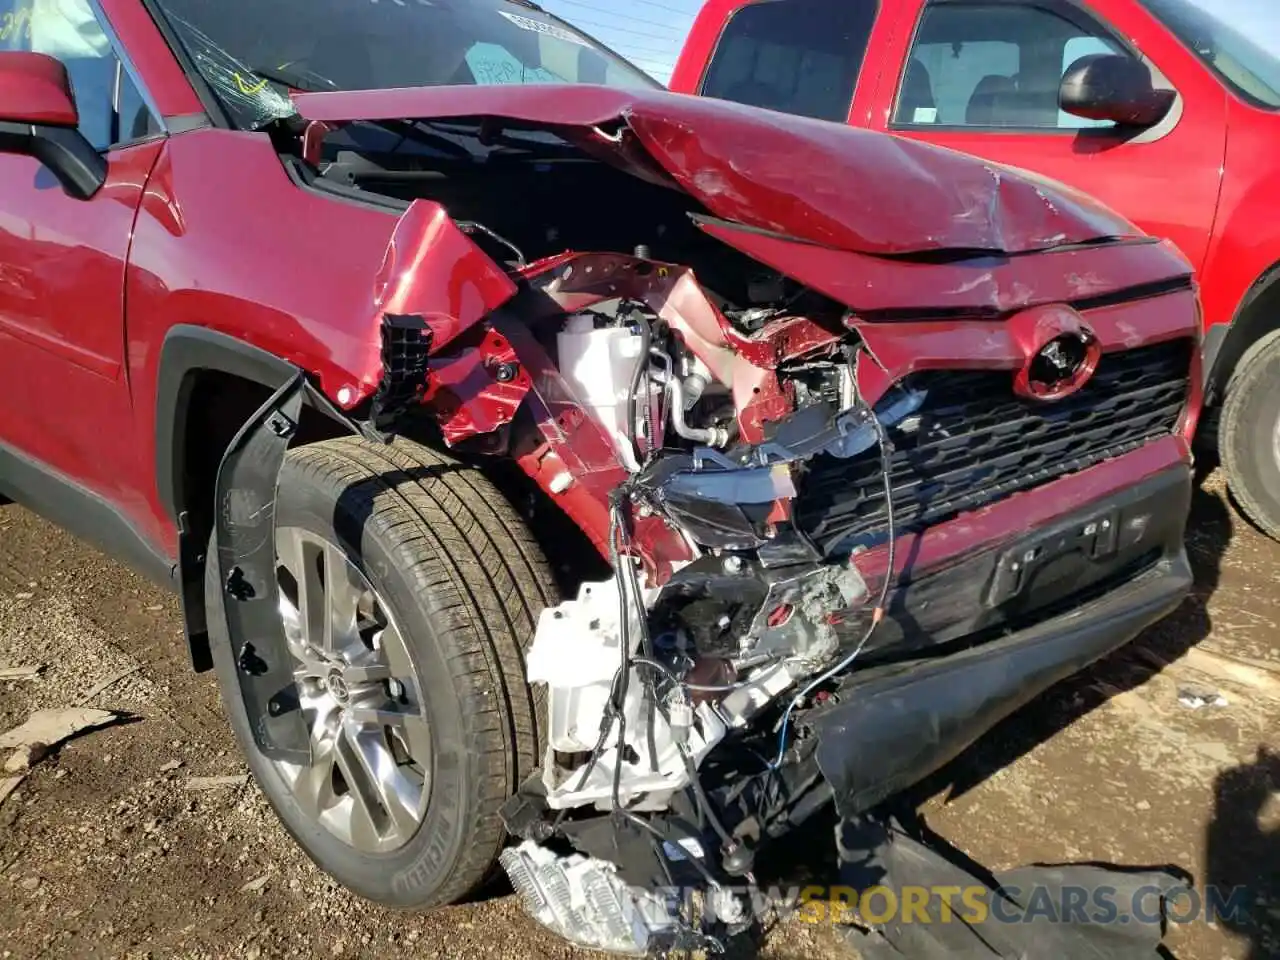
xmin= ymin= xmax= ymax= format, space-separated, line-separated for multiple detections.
xmin=0 ymin=470 xmax=1277 ymax=960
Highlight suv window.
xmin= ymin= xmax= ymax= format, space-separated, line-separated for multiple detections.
xmin=894 ymin=2 xmax=1128 ymax=130
xmin=1 ymin=0 xmax=160 ymax=149
xmin=699 ymin=0 xmax=879 ymax=123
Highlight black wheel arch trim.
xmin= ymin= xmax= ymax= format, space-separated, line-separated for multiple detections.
xmin=155 ymin=324 xmax=298 ymax=525
xmin=1204 ymin=259 xmax=1280 ymax=404
xmin=1202 ymin=321 xmax=1227 ymax=393
xmin=213 ymin=371 xmax=313 ymax=762
xmin=156 ymin=324 xmax=373 ymax=674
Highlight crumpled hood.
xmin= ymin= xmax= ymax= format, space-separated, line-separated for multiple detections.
xmin=293 ymin=84 xmax=1140 ymax=257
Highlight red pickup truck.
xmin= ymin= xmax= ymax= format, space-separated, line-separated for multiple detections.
xmin=672 ymin=0 xmax=1280 ymax=540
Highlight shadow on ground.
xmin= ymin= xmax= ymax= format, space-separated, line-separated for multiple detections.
xmin=1205 ymin=746 xmax=1280 ymax=960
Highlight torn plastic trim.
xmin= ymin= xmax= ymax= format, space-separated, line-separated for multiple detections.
xmin=214 ymin=372 xmax=311 ymax=764
xmin=367 ymin=313 xmax=432 ymax=434
xmin=213 ymin=370 xmax=376 ymax=764
xmin=835 ymin=813 xmax=1187 ymax=959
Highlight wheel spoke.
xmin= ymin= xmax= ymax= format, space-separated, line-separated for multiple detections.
xmin=278 ymin=596 xmax=310 ymax=662
xmin=339 ymin=719 xmax=422 ymax=840
xmin=399 ymin=715 xmax=434 ymax=784
xmin=332 ymin=731 xmax=386 ymax=835
xmin=323 ymin=542 xmax=364 ymax=658
xmin=346 ymin=704 xmax=410 ymax=727
xmin=277 ymin=527 xmax=327 ymax=657
xmin=378 ymin=622 xmax=414 ymax=678
xmin=290 ymin=731 xmax=338 ymax=820
xmin=268 ymin=526 xmax=430 ymax=855
xmin=344 ymin=790 xmax=381 ymax=851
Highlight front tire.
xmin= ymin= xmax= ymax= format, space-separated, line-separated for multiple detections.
xmin=206 ymin=436 xmax=557 ymax=907
xmin=1221 ymin=328 xmax=1280 ymax=542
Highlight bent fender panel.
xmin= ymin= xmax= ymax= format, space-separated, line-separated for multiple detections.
xmin=368 ymin=199 xmax=519 ymax=363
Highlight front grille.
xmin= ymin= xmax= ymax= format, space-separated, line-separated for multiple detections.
xmin=795 ymin=339 xmax=1192 ymax=553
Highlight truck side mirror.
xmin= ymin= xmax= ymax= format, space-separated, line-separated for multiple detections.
xmin=0 ymin=51 xmax=107 ymax=200
xmin=1060 ymin=53 xmax=1175 ymax=129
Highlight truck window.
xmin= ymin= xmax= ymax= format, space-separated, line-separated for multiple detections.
xmin=1138 ymin=0 xmax=1280 ymax=109
xmin=698 ymin=0 xmax=879 ymax=123
xmin=893 ymin=2 xmax=1128 ymax=130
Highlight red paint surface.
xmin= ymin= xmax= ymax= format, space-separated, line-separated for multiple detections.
xmin=697 ymin=220 xmax=1192 ymax=316
xmin=422 ymin=326 xmax=531 ymax=446
xmin=294 ymin=84 xmax=1140 ymax=257
xmin=0 ymin=135 xmax=165 ymax=534
xmin=672 ymin=0 xmax=1280 ymax=354
xmin=371 ymin=201 xmax=518 ymax=359
xmin=0 ymin=53 xmax=79 ymax=127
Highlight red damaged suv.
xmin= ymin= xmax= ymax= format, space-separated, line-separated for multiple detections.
xmin=0 ymin=0 xmax=1198 ymax=952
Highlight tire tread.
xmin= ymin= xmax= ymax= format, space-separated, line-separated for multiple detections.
xmin=269 ymin=436 xmax=557 ymax=905
xmin=1221 ymin=328 xmax=1280 ymax=542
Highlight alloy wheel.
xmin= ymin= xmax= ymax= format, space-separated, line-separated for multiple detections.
xmin=271 ymin=526 xmax=431 ymax=854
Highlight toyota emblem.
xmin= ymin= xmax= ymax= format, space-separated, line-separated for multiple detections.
xmin=1010 ymin=306 xmax=1102 ymax=401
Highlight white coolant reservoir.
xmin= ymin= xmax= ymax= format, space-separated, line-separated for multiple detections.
xmin=556 ymin=315 xmax=646 ymax=467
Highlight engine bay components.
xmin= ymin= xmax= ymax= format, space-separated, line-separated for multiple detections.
xmin=556 ymin=312 xmax=658 ymax=469
xmin=528 ymin=577 xmax=730 ymax=811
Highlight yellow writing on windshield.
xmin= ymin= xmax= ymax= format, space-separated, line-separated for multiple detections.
xmin=233 ymin=72 xmax=268 ymax=95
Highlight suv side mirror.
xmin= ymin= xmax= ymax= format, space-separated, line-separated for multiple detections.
xmin=0 ymin=52 xmax=107 ymax=200
xmin=1060 ymin=53 xmax=1175 ymax=129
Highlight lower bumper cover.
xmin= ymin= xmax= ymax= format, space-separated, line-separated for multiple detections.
xmin=812 ymin=514 xmax=1193 ymax=817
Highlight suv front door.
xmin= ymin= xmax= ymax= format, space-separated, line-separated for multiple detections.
xmin=871 ymin=0 xmax=1226 ymax=270
xmin=0 ymin=0 xmax=164 ymax=501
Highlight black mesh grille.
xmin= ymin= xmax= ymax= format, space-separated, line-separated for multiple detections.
xmin=795 ymin=339 xmax=1192 ymax=553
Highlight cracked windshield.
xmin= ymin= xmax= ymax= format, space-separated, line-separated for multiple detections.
xmin=152 ymin=0 xmax=657 ymax=128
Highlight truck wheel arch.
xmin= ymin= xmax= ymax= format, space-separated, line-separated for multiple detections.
xmin=1205 ymin=260 xmax=1280 ymax=404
